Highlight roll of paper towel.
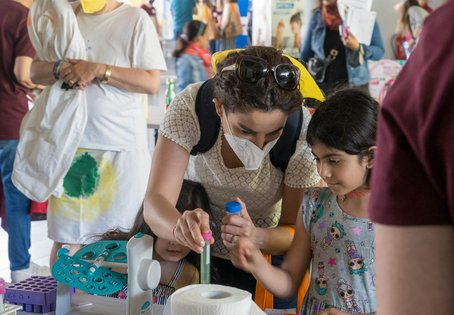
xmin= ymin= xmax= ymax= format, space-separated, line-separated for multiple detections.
xmin=170 ymin=284 xmax=252 ymax=315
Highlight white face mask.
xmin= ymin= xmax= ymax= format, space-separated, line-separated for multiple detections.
xmin=223 ymin=112 xmax=279 ymax=171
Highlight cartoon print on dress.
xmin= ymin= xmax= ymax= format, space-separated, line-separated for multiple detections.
xmin=367 ymin=221 xmax=374 ymax=232
xmin=337 ymin=278 xmax=362 ymax=313
xmin=321 ymin=221 xmax=346 ymax=248
xmin=345 ymin=240 xmax=367 ymax=275
xmin=315 ymin=261 xmax=328 ymax=295
xmin=310 ymin=191 xmax=326 ymax=223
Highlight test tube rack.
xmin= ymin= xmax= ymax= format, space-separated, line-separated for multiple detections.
xmin=4 ymin=276 xmax=57 ymax=313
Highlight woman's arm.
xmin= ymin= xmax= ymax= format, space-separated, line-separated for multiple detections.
xmin=361 ymin=22 xmax=385 ymax=61
xmin=227 ymin=210 xmax=311 ymax=299
xmin=30 ymin=59 xmax=161 ymax=94
xmin=220 ymin=3 xmax=231 ymax=31
xmin=14 ymin=56 xmax=39 ymax=89
xmin=375 ymin=224 xmax=454 ymax=315
xmin=143 ymin=135 xmax=210 ymax=253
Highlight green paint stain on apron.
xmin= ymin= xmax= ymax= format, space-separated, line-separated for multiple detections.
xmin=63 ymin=152 xmax=100 ymax=198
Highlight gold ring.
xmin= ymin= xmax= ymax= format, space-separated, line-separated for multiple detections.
xmin=68 ymin=80 xmax=75 ymax=86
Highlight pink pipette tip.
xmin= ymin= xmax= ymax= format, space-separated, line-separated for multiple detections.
xmin=201 ymin=231 xmax=212 ymax=241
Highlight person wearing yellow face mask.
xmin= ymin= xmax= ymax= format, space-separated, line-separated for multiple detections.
xmin=79 ymin=0 xmax=108 ymax=14
xmin=29 ymin=0 xmax=167 ymax=266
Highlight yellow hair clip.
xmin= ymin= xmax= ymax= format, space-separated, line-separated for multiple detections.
xmin=211 ymin=49 xmax=325 ymax=102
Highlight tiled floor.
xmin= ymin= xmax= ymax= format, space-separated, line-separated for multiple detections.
xmin=0 ymin=219 xmax=52 ymax=283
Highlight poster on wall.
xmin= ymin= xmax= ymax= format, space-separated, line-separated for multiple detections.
xmin=252 ymin=0 xmax=305 ymax=58
xmin=368 ymin=59 xmax=406 ymax=104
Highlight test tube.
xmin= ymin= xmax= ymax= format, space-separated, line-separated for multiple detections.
xmin=88 ymin=250 xmax=109 ymax=275
xmin=200 ymin=231 xmax=212 ymax=284
xmin=225 ymin=201 xmax=241 ymax=216
xmin=0 ymin=277 xmax=5 ymax=312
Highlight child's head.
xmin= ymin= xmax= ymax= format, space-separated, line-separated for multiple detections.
xmin=100 ymin=180 xmax=211 ymax=263
xmin=307 ymin=88 xmax=378 ymax=194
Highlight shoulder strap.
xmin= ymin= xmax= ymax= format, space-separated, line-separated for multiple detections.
xmin=191 ymin=79 xmax=220 ymax=155
xmin=269 ymin=108 xmax=304 ymax=172
xmin=191 ymin=79 xmax=304 ymax=173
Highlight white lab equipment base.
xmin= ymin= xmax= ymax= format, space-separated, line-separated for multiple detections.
xmin=62 ymin=294 xmax=163 ymax=315
xmin=55 ymin=234 xmax=161 ymax=315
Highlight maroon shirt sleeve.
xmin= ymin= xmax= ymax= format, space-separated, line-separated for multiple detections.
xmin=15 ymin=14 xmax=35 ymax=58
xmin=369 ymin=2 xmax=454 ymax=225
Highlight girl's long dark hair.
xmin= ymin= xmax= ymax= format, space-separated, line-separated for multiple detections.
xmin=307 ymin=88 xmax=378 ymax=185
xmin=99 ymin=179 xmax=218 ymax=282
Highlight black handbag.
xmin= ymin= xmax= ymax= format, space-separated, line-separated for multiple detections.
xmin=307 ymin=49 xmax=338 ymax=83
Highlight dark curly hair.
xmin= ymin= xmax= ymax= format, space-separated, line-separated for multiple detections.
xmin=213 ymin=46 xmax=303 ymax=115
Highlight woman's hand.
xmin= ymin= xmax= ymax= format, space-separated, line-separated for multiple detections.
xmin=59 ymin=59 xmax=104 ymax=89
xmin=173 ymin=208 xmax=213 ymax=254
xmin=221 ymin=198 xmax=260 ymax=247
xmin=342 ymin=31 xmax=361 ymax=52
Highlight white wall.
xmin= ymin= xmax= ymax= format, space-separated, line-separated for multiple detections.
xmin=373 ymin=0 xmax=402 ymax=59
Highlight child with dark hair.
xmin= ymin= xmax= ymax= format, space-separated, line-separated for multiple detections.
xmin=227 ymin=88 xmax=379 ymax=315
xmin=101 ymin=180 xmax=215 ymax=305
xmin=173 ymin=20 xmax=212 ymax=93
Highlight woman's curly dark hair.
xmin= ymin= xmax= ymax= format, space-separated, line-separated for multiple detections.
xmin=213 ymin=46 xmax=303 ymax=115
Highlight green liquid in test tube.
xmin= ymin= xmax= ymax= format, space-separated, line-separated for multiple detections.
xmin=200 ymin=231 xmax=212 ymax=284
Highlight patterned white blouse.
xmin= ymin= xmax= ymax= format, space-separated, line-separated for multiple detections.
xmin=160 ymin=83 xmax=320 ymax=259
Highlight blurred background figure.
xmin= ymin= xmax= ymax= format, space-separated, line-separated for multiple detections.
xmin=173 ymin=20 xmax=212 ymax=93
xmin=394 ymin=0 xmax=429 ymax=59
xmin=193 ymin=0 xmax=219 ymax=54
xmin=301 ymin=0 xmax=384 ymax=94
xmin=170 ymin=0 xmax=196 ymax=40
xmin=219 ymin=0 xmax=243 ymax=50
xmin=141 ymin=0 xmax=162 ymax=39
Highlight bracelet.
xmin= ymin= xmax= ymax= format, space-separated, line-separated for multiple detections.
xmin=53 ymin=59 xmax=64 ymax=80
xmin=99 ymin=64 xmax=112 ymax=84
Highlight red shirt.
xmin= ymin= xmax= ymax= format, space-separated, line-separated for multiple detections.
xmin=369 ymin=1 xmax=454 ymax=225
xmin=0 ymin=0 xmax=36 ymax=140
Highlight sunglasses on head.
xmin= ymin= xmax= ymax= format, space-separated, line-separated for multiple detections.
xmin=221 ymin=56 xmax=300 ymax=90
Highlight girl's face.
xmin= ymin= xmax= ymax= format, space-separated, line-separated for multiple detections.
xmin=311 ymin=142 xmax=370 ymax=196
xmin=154 ymin=238 xmax=191 ymax=262
xmin=216 ymin=104 xmax=287 ymax=150
xmin=196 ymin=28 xmax=211 ymax=49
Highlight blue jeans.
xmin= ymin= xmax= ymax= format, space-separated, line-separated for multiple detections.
xmin=0 ymin=140 xmax=31 ymax=271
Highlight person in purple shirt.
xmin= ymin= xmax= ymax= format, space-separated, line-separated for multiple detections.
xmin=369 ymin=1 xmax=454 ymax=314
xmin=0 ymin=0 xmax=47 ymax=283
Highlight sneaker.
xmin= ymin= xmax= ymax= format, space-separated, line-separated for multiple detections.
xmin=10 ymin=262 xmax=51 ymax=283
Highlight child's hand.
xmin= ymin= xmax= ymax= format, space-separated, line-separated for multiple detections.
xmin=224 ymin=235 xmax=261 ymax=273
xmin=221 ymin=198 xmax=259 ymax=248
xmin=316 ymin=308 xmax=350 ymax=315
xmin=173 ymin=208 xmax=213 ymax=254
